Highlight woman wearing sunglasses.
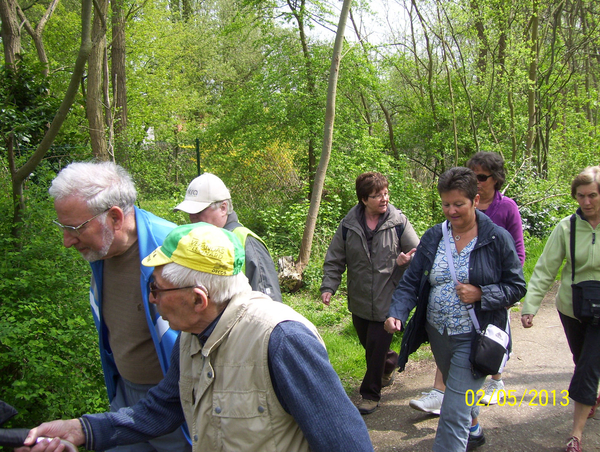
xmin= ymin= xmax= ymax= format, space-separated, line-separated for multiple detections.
xmin=467 ymin=152 xmax=525 ymax=266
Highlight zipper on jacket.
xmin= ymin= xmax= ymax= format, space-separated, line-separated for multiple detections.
xmin=593 ymin=232 xmax=596 ymax=245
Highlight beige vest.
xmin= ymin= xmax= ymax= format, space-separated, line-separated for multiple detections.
xmin=179 ymin=291 xmax=325 ymax=452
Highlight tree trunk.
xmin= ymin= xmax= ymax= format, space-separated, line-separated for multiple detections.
xmin=111 ymin=0 xmax=128 ymax=136
xmin=16 ymin=0 xmax=59 ymax=77
xmin=348 ymin=10 xmax=397 ymax=159
xmin=287 ymin=0 xmax=317 ymax=197
xmin=0 ymin=0 xmax=21 ymax=67
xmin=289 ymin=0 xmax=352 ymax=285
xmin=87 ymin=0 xmax=109 ymax=160
xmin=10 ymin=0 xmax=94 ymax=237
xmin=526 ymin=0 xmax=539 ymax=156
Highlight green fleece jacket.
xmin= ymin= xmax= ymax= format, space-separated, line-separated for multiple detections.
xmin=522 ymin=209 xmax=600 ymax=319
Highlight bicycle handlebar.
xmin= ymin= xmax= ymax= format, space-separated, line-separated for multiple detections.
xmin=0 ymin=428 xmax=78 ymax=451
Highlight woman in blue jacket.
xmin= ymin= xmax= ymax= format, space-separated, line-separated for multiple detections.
xmin=385 ymin=167 xmax=526 ymax=452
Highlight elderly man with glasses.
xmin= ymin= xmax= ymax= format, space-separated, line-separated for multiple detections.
xmin=49 ymin=162 xmax=190 ymax=452
xmin=17 ymin=224 xmax=373 ymax=452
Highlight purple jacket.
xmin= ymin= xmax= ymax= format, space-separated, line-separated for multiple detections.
xmin=483 ymin=190 xmax=526 ymax=265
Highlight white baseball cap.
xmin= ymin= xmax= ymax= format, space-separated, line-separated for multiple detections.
xmin=174 ymin=173 xmax=231 ymax=214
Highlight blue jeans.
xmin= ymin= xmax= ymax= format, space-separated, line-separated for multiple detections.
xmin=108 ymin=377 xmax=191 ymax=452
xmin=426 ymin=322 xmax=486 ymax=452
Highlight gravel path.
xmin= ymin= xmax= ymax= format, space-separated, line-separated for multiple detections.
xmin=358 ymin=284 xmax=600 ymax=451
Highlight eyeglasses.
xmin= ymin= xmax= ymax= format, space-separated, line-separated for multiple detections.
xmin=475 ymin=174 xmax=493 ymax=182
xmin=148 ymin=280 xmax=208 ymax=299
xmin=368 ymin=192 xmax=390 ymax=201
xmin=53 ymin=208 xmax=111 ymax=237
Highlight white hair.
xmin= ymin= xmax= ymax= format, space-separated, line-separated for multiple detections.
xmin=49 ymin=161 xmax=137 ymax=215
xmin=161 ymin=262 xmax=251 ymax=305
xmin=208 ymin=199 xmax=234 ymax=215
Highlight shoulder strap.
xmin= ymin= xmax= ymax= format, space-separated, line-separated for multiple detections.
xmin=442 ymin=221 xmax=481 ymax=333
xmin=395 ymin=224 xmax=404 ymax=242
xmin=441 ymin=221 xmax=459 ymax=285
xmin=570 ymin=214 xmax=577 ymax=283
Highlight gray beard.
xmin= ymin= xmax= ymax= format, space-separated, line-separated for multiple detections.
xmin=81 ymin=221 xmax=115 ymax=262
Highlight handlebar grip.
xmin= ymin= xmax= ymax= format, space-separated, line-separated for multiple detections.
xmin=0 ymin=428 xmax=29 ymax=447
xmin=0 ymin=428 xmax=78 ymax=451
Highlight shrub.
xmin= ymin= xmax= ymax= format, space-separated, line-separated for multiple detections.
xmin=0 ymin=174 xmax=106 ymax=428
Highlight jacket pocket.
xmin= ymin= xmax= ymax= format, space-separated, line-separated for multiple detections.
xmin=212 ymin=390 xmax=274 ymax=451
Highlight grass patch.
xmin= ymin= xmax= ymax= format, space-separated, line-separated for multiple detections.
xmin=283 ymin=291 xmax=429 ymax=394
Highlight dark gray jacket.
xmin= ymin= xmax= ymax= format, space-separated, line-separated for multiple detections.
xmin=224 ymin=212 xmax=282 ymax=302
xmin=390 ymin=211 xmax=526 ymax=375
xmin=321 ymin=203 xmax=420 ymax=322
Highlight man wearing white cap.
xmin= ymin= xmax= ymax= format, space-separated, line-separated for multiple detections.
xmin=18 ymin=223 xmax=373 ymax=452
xmin=174 ymin=173 xmax=282 ymax=302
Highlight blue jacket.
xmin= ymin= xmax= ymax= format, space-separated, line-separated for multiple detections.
xmin=89 ymin=207 xmax=177 ymax=401
xmin=389 ymin=211 xmax=526 ymax=375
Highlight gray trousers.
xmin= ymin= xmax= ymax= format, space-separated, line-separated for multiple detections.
xmin=108 ymin=377 xmax=191 ymax=452
xmin=426 ymin=322 xmax=485 ymax=452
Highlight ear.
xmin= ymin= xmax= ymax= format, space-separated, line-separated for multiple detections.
xmin=192 ymin=287 xmax=209 ymax=312
xmin=473 ymin=193 xmax=480 ymax=209
xmin=107 ymin=206 xmax=125 ymax=230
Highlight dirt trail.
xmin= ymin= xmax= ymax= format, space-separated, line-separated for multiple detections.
xmin=359 ymin=284 xmax=600 ymax=451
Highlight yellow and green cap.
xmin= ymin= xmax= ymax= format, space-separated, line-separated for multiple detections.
xmin=142 ymin=223 xmax=244 ymax=276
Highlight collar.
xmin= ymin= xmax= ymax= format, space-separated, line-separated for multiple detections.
xmin=195 ymin=311 xmax=225 ymax=347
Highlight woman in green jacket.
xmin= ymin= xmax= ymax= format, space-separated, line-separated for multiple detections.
xmin=521 ymin=166 xmax=600 ymax=452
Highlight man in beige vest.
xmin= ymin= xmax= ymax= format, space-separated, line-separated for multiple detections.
xmin=17 ymin=223 xmax=373 ymax=452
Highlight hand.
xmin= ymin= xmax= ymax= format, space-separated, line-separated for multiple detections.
xmin=15 ymin=419 xmax=84 ymax=452
xmin=521 ymin=314 xmax=535 ymax=328
xmin=396 ymin=248 xmax=417 ymax=266
xmin=384 ymin=317 xmax=402 ymax=334
xmin=456 ymin=283 xmax=482 ymax=304
xmin=320 ymin=292 xmax=332 ymax=306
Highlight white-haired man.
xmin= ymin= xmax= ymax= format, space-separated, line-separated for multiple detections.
xmin=48 ymin=162 xmax=190 ymax=452
xmin=174 ymin=172 xmax=282 ymax=301
xmin=17 ymin=223 xmax=373 ymax=452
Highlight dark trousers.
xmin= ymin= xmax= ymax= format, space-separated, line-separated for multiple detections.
xmin=352 ymin=314 xmax=398 ymax=401
xmin=559 ymin=311 xmax=600 ymax=406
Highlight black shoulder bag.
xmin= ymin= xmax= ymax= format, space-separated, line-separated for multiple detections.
xmin=442 ymin=221 xmax=509 ymax=376
xmin=570 ymin=214 xmax=600 ymax=325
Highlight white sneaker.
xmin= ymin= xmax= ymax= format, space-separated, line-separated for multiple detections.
xmin=409 ymin=389 xmax=443 ymax=415
xmin=480 ymin=379 xmax=505 ymax=405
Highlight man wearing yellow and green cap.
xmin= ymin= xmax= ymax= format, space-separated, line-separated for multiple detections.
xmin=18 ymin=223 xmax=373 ymax=452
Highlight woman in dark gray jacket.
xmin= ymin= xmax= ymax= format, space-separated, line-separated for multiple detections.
xmin=321 ymin=172 xmax=420 ymax=415
xmin=385 ymin=167 xmax=526 ymax=452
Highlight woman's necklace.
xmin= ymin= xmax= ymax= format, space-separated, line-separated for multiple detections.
xmin=453 ymin=223 xmax=476 ymax=241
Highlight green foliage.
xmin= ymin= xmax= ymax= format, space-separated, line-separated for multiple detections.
xmin=283 ymin=292 xmax=406 ymax=394
xmin=0 ymin=171 xmax=106 ymax=428
xmin=522 ymin=233 xmax=547 ymax=283
xmin=504 ymin=161 xmax=576 ymax=238
xmin=0 ymin=58 xmax=60 ymax=159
